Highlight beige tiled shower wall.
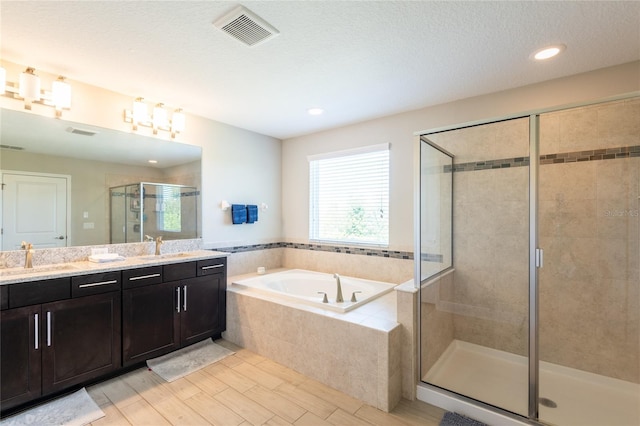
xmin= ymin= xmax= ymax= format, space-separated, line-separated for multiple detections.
xmin=427 ymin=118 xmax=531 ymax=358
xmin=539 ymin=98 xmax=639 ymax=383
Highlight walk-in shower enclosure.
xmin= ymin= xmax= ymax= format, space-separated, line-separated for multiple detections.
xmin=110 ymin=182 xmax=198 ymax=243
xmin=416 ymin=96 xmax=639 ymax=426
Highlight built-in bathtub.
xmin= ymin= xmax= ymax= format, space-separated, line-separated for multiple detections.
xmin=224 ymin=268 xmax=402 ymax=411
xmin=232 ymin=269 xmax=396 ymax=312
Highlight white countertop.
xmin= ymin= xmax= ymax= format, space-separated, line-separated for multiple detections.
xmin=0 ymin=250 xmax=229 ymax=285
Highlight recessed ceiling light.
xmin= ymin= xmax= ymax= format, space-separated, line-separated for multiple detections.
xmin=532 ymin=44 xmax=566 ymax=61
xmin=307 ymin=107 xmax=324 ymax=116
xmin=148 ymin=160 xmax=158 ymax=164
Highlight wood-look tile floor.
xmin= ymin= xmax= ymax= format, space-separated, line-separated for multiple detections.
xmin=87 ymin=339 xmax=445 ymax=426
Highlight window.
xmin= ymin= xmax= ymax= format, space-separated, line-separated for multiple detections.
xmin=157 ymin=185 xmax=182 ymax=232
xmin=309 ymin=143 xmax=389 ymax=246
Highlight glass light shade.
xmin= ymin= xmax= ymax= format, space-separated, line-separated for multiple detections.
xmin=0 ymin=67 xmax=6 ymax=95
xmin=52 ymin=78 xmax=71 ymax=109
xmin=172 ymin=110 xmax=186 ymax=132
xmin=153 ymin=104 xmax=168 ymax=128
xmin=19 ymin=68 xmax=41 ymax=100
xmin=133 ymin=98 xmax=148 ymax=123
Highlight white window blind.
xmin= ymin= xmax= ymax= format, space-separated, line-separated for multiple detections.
xmin=309 ymin=144 xmax=389 ymax=246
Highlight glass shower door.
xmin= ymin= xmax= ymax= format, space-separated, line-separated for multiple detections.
xmin=537 ymin=98 xmax=640 ymax=425
xmin=420 ymin=118 xmax=531 ymax=416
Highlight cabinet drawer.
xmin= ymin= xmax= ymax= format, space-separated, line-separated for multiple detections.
xmin=9 ymin=278 xmax=71 ymax=308
xmin=72 ymin=272 xmax=121 ymax=297
xmin=163 ymin=262 xmax=196 ymax=282
xmin=197 ymin=258 xmax=227 ymax=276
xmin=123 ymin=266 xmax=162 ymax=289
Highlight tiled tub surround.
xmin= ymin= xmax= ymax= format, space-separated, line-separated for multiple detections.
xmin=224 ymin=269 xmax=402 ymax=412
xmin=219 ymin=243 xmax=415 ymax=284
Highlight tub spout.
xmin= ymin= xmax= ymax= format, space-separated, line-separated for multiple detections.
xmin=333 ymin=273 xmax=344 ymax=303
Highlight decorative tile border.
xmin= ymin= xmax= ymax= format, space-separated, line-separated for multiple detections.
xmin=539 ymin=145 xmax=640 ymax=164
xmin=445 ymin=145 xmax=639 ymax=172
xmin=444 ymin=156 xmax=529 ymax=172
xmin=215 ymin=241 xmax=416 ymax=260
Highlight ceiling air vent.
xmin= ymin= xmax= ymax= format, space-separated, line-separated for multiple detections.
xmin=66 ymin=127 xmax=98 ymax=137
xmin=213 ymin=5 xmax=279 ymax=47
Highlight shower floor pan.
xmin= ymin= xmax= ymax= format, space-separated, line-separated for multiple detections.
xmin=424 ymin=340 xmax=639 ymax=426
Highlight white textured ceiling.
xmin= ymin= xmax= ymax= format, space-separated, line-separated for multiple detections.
xmin=1 ymin=1 xmax=639 ymax=140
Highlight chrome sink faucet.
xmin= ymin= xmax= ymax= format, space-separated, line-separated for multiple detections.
xmin=333 ymin=273 xmax=344 ymax=303
xmin=145 ymin=235 xmax=163 ymax=255
xmin=21 ymin=241 xmax=34 ymax=269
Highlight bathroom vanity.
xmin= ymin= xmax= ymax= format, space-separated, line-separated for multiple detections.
xmin=0 ymin=251 xmax=227 ymax=414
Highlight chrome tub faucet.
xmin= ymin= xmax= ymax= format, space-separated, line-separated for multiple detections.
xmin=333 ymin=273 xmax=344 ymax=303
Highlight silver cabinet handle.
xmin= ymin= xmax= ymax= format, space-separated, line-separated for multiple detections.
xmin=46 ymin=311 xmax=52 ymax=347
xmin=79 ymin=280 xmax=118 ymax=288
xmin=176 ymin=287 xmax=181 ymax=313
xmin=201 ymin=264 xmax=224 ymax=270
xmin=183 ymin=285 xmax=187 ymax=311
xmin=54 ymin=235 xmax=65 ymax=240
xmin=129 ymin=273 xmax=161 ymax=281
xmin=34 ymin=313 xmax=39 ymax=350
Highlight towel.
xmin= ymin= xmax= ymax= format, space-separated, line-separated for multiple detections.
xmin=246 ymin=205 xmax=258 ymax=223
xmin=231 ymin=204 xmax=247 ymax=224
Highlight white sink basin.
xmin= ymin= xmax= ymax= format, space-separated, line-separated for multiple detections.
xmin=0 ymin=264 xmax=80 ymax=277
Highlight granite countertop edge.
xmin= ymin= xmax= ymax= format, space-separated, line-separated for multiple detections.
xmin=0 ymin=250 xmax=229 ymax=285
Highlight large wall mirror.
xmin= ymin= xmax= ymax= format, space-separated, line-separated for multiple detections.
xmin=0 ymin=108 xmax=202 ymax=250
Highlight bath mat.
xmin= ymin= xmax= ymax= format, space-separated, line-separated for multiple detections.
xmin=439 ymin=411 xmax=487 ymax=426
xmin=0 ymin=388 xmax=104 ymax=426
xmin=147 ymin=339 xmax=234 ymax=382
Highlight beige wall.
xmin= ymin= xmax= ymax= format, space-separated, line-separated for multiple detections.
xmin=282 ymin=61 xmax=640 ymax=252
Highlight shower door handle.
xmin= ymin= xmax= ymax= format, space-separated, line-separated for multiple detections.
xmin=535 ymin=248 xmax=544 ymax=268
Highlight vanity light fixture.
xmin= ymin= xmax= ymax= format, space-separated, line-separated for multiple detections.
xmin=52 ymin=76 xmax=71 ymax=117
xmin=0 ymin=66 xmax=72 ymax=116
xmin=152 ymin=103 xmax=168 ymax=134
xmin=124 ymin=99 xmax=186 ymax=138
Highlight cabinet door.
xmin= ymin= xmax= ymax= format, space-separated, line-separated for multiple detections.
xmin=0 ymin=305 xmax=41 ymax=410
xmin=41 ymin=292 xmax=121 ymax=394
xmin=180 ymin=274 xmax=225 ymax=346
xmin=123 ymin=281 xmax=180 ymax=366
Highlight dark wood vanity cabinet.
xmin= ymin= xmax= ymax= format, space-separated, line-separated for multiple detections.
xmin=0 ymin=272 xmax=121 ymax=411
xmin=122 ymin=258 xmax=227 ymax=367
xmin=1 ymin=255 xmax=226 ymax=414
xmin=0 ymin=305 xmax=42 ymax=410
xmin=41 ymin=290 xmax=121 ymax=394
